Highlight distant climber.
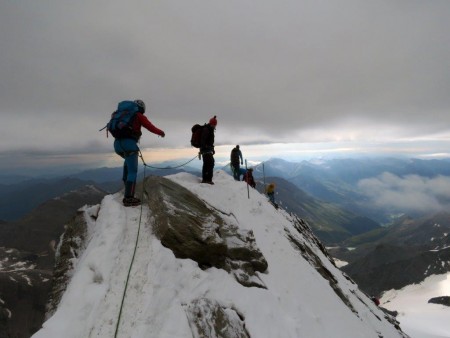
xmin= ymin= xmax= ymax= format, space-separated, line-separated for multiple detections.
xmin=242 ymin=168 xmax=256 ymax=188
xmin=265 ymin=183 xmax=278 ymax=209
xmin=200 ymin=116 xmax=217 ymax=184
xmin=230 ymin=145 xmax=244 ymax=181
xmin=371 ymin=296 xmax=380 ymax=306
xmin=111 ymin=100 xmax=165 ymax=206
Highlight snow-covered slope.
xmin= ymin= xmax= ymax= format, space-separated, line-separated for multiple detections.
xmin=381 ymin=273 xmax=450 ymax=338
xmin=32 ymin=171 xmax=407 ymax=338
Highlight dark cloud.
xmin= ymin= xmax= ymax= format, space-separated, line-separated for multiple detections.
xmin=1 ymin=0 xmax=449 ymax=159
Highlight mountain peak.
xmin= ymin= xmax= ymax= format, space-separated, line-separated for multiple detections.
xmin=33 ymin=171 xmax=406 ymax=338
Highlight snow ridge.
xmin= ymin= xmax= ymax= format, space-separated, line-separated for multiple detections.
xmin=33 ymin=171 xmax=406 ymax=338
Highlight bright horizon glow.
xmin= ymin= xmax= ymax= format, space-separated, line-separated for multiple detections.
xmin=3 ymin=140 xmax=450 ymax=176
xmin=136 ymin=140 xmax=450 ymax=166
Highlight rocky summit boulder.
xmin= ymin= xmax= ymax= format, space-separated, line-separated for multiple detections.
xmin=145 ymin=176 xmax=268 ymax=288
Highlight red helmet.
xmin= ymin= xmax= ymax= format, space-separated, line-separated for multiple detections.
xmin=209 ymin=115 xmax=217 ymax=127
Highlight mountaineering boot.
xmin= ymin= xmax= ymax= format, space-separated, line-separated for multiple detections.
xmin=123 ymin=197 xmax=141 ymax=207
xmin=123 ymin=181 xmax=141 ymax=207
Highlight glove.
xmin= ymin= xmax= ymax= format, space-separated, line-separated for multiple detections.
xmin=160 ymin=131 xmax=165 ymax=138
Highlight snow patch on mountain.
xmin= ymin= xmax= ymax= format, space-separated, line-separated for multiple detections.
xmin=381 ymin=272 xmax=450 ymax=338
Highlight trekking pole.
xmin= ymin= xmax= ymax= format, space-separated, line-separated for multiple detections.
xmin=245 ymin=159 xmax=250 ymax=199
xmin=263 ymin=162 xmax=266 ymax=187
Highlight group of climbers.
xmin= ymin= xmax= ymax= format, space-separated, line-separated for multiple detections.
xmin=229 ymin=145 xmax=278 ymax=207
xmin=229 ymin=146 xmax=276 ymax=205
xmin=233 ymin=153 xmax=277 ymax=207
xmin=107 ymin=99 xmax=276 ymax=207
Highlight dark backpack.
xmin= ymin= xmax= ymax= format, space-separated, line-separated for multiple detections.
xmin=107 ymin=101 xmax=140 ymax=139
xmin=191 ymin=124 xmax=205 ymax=148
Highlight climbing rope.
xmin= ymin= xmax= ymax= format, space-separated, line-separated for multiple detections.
xmin=113 ymin=165 xmax=147 ymax=338
xmin=113 ymin=151 xmax=197 ymax=336
xmin=139 ymin=151 xmax=198 ymax=170
xmin=111 ymin=151 xmax=269 ymax=336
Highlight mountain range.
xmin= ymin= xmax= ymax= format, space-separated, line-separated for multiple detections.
xmin=331 ymin=212 xmax=450 ymax=296
xmin=2 ymin=156 xmax=450 ymax=336
xmin=254 ymin=176 xmax=380 ymax=244
xmin=255 ymin=157 xmax=450 ymax=224
xmin=0 ymin=166 xmax=197 ymax=222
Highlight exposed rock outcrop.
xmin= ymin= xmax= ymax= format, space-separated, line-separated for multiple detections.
xmin=428 ymin=296 xmax=450 ymax=306
xmin=145 ymin=176 xmax=268 ymax=288
xmin=0 ymin=268 xmax=51 ymax=338
xmin=46 ymin=205 xmax=99 ymax=316
xmin=0 ymin=185 xmax=106 ymax=338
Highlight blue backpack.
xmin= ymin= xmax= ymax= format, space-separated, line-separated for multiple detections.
xmin=104 ymin=101 xmax=140 ymax=139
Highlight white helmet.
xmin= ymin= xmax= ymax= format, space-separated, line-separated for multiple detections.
xmin=134 ymin=99 xmax=146 ymax=114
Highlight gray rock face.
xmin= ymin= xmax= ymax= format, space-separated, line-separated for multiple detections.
xmin=184 ymin=298 xmax=250 ymax=338
xmin=145 ymin=176 xmax=268 ymax=288
xmin=46 ymin=208 xmax=96 ymax=316
xmin=342 ymin=245 xmax=450 ymax=296
xmin=285 ymin=216 xmax=406 ymax=334
xmin=0 ymin=263 xmax=51 ymax=338
xmin=428 ymin=296 xmax=450 ymax=306
xmin=0 ymin=185 xmax=106 ymax=338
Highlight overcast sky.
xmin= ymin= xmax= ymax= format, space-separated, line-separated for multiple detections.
xmin=1 ymin=1 xmax=449 ymax=173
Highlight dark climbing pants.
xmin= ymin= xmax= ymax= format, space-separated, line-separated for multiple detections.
xmin=202 ymin=153 xmax=215 ymax=182
xmin=231 ymin=163 xmax=240 ymax=181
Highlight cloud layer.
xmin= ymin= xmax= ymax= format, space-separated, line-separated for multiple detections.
xmin=1 ymin=1 xmax=450 ymax=165
xmin=358 ymin=173 xmax=450 ymax=213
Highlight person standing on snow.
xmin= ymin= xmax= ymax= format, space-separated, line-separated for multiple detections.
xmin=242 ymin=168 xmax=256 ymax=188
xmin=230 ymin=145 xmax=243 ymax=181
xmin=200 ymin=116 xmax=217 ymax=184
xmin=265 ymin=182 xmax=278 ymax=208
xmin=114 ymin=99 xmax=165 ymax=206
